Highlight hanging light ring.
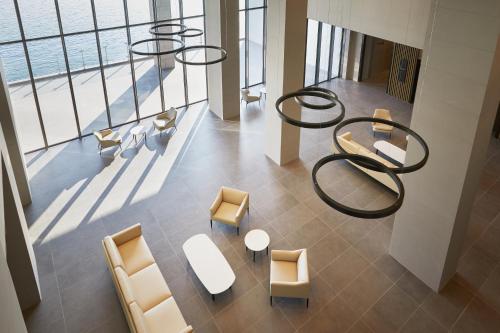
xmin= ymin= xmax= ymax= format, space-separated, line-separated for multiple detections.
xmin=174 ymin=45 xmax=227 ymax=65
xmin=294 ymin=87 xmax=338 ymax=109
xmin=149 ymin=23 xmax=188 ymax=36
xmin=129 ymin=38 xmax=185 ymax=56
xmin=178 ymin=28 xmax=204 ymax=38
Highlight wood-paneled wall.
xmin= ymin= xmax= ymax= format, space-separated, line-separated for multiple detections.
xmin=386 ymin=43 xmax=420 ymax=103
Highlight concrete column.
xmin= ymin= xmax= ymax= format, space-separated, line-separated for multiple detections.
xmin=0 ymin=61 xmax=31 ymax=206
xmin=264 ymin=0 xmax=308 ymax=165
xmin=205 ymin=0 xmax=240 ymax=120
xmin=149 ymin=0 xmax=175 ymax=68
xmin=1 ymin=125 xmax=40 ymax=309
xmin=341 ymin=30 xmax=364 ymax=81
xmin=389 ymin=1 xmax=500 ymax=291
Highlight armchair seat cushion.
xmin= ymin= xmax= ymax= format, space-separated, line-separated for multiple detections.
xmin=107 ymin=131 xmax=122 ymax=142
xmin=153 ymin=119 xmax=169 ymax=128
xmin=128 ymin=263 xmax=172 ymax=311
xmin=142 ymin=298 xmax=190 ymax=333
xmin=118 ymin=236 xmax=155 ymax=275
xmin=271 ymin=260 xmax=297 ymax=283
xmin=213 ymin=202 xmax=240 ymax=225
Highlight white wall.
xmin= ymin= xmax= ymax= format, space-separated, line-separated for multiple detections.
xmin=308 ymin=0 xmax=433 ymax=49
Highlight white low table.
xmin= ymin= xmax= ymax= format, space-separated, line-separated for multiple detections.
xmin=373 ymin=140 xmax=406 ymax=165
xmin=245 ymin=229 xmax=270 ymax=262
xmin=183 ymin=234 xmax=235 ymax=300
xmin=130 ymin=125 xmax=147 ymax=144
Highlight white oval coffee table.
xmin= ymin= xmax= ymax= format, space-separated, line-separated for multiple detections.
xmin=130 ymin=125 xmax=147 ymax=144
xmin=245 ymin=229 xmax=270 ymax=262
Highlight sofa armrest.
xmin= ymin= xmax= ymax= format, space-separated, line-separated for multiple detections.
xmin=271 ymin=249 xmax=302 ymax=262
xmin=209 ymin=189 xmax=223 ymax=216
xmin=112 ymin=224 xmax=142 ymax=246
xmin=178 ymin=326 xmax=194 ymax=333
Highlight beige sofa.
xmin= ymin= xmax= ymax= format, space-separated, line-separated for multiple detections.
xmin=209 ymin=186 xmax=249 ymax=235
xmin=270 ymin=249 xmax=310 ymax=307
xmin=333 ymin=132 xmax=400 ymax=192
xmin=103 ymin=224 xmax=192 ymax=333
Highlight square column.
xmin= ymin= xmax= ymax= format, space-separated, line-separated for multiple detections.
xmin=205 ymin=0 xmax=240 ymax=120
xmin=389 ymin=2 xmax=500 ymax=291
xmin=265 ymin=0 xmax=308 ymax=165
xmin=149 ymin=0 xmax=175 ymax=68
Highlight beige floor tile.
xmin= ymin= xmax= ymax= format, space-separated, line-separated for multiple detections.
xmin=299 ymin=296 xmax=360 ymax=333
xmin=400 ymin=308 xmax=446 ymax=333
xmin=452 ymin=297 xmax=500 ymax=333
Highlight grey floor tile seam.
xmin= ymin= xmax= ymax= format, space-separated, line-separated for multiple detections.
xmin=49 ymin=248 xmax=69 ymax=333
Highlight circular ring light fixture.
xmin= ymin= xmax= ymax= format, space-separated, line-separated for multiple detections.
xmin=178 ymin=28 xmax=204 ymax=38
xmin=294 ymin=87 xmax=338 ymax=110
xmin=275 ymin=90 xmax=345 ymax=129
xmin=174 ymin=45 xmax=227 ymax=65
xmin=149 ymin=23 xmax=188 ymax=36
xmin=333 ymin=116 xmax=429 ymax=174
xmin=130 ymin=38 xmax=185 ymax=56
xmin=312 ymin=153 xmax=405 ymax=219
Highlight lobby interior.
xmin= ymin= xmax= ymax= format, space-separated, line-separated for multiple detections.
xmin=1 ymin=1 xmax=500 ymax=333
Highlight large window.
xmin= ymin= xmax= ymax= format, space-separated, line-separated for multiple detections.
xmin=239 ymin=0 xmax=266 ymax=88
xmin=0 ymin=0 xmax=207 ymax=153
xmin=304 ymin=19 xmax=344 ymax=87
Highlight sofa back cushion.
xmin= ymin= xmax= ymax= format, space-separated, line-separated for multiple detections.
xmin=115 ymin=267 xmax=135 ymax=305
xmin=338 ymin=136 xmax=360 ymax=154
xmin=130 ymin=302 xmax=149 ymax=333
xmin=222 ymin=187 xmax=247 ymax=205
xmin=104 ymin=236 xmax=125 ymax=269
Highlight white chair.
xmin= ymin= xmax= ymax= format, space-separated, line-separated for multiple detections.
xmin=93 ymin=129 xmax=122 ymax=155
xmin=153 ymin=107 xmax=177 ymax=136
xmin=372 ymin=109 xmax=393 ymax=137
xmin=240 ymin=89 xmax=261 ymax=109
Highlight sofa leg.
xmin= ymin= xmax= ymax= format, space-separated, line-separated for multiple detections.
xmin=306 ymin=298 xmax=309 ymax=308
xmin=210 ymin=220 xmax=212 ymax=229
xmin=237 ymin=227 xmax=239 ymax=236
xmin=270 ymin=296 xmax=272 ymax=306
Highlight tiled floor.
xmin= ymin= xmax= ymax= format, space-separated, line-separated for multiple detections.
xmin=23 ymin=79 xmax=500 ymax=332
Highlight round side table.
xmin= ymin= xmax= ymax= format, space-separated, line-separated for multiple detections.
xmin=245 ymin=229 xmax=270 ymax=262
xmin=130 ymin=125 xmax=147 ymax=144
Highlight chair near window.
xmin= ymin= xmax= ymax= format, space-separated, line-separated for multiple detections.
xmin=93 ymin=129 xmax=122 ymax=155
xmin=153 ymin=107 xmax=177 ymax=136
xmin=209 ymin=186 xmax=249 ymax=235
xmin=372 ymin=108 xmax=394 ymax=137
xmin=240 ymin=88 xmax=261 ymax=109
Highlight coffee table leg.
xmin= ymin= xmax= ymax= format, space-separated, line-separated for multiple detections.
xmin=134 ymin=135 xmax=137 ymax=144
xmin=253 ymin=251 xmax=256 ymax=262
xmin=266 ymin=246 xmax=268 ymax=255
xmin=212 ymin=294 xmax=215 ymax=301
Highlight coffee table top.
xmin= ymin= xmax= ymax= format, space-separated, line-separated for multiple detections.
xmin=373 ymin=140 xmax=406 ymax=164
xmin=183 ymin=234 xmax=235 ymax=295
xmin=130 ymin=125 xmax=146 ymax=136
xmin=245 ymin=229 xmax=270 ymax=252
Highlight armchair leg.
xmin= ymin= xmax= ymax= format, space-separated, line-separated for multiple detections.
xmin=237 ymin=227 xmax=239 ymax=236
xmin=306 ymin=298 xmax=309 ymax=308
xmin=210 ymin=219 xmax=212 ymax=229
xmin=270 ymin=296 xmax=272 ymax=306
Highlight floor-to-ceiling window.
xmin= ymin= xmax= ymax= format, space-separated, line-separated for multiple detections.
xmin=0 ymin=0 xmax=207 ymax=153
xmin=239 ymin=0 xmax=266 ymax=88
xmin=304 ymin=19 xmax=344 ymax=87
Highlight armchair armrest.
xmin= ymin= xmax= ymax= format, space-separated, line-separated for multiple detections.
xmin=178 ymin=326 xmax=194 ymax=333
xmin=235 ymin=193 xmax=249 ymax=220
xmin=111 ymin=223 xmax=142 ymax=246
xmin=270 ymin=280 xmax=310 ymax=298
xmin=209 ymin=189 xmax=223 ymax=216
xmin=271 ymin=249 xmax=302 ymax=262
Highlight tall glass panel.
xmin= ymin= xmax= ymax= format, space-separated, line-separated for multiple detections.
xmin=183 ymin=0 xmax=203 ymax=17
xmin=248 ymin=0 xmax=264 ymax=8
xmin=331 ymin=27 xmax=343 ymax=78
xmin=27 ymin=38 xmax=78 ymax=144
xmin=65 ymin=33 xmax=108 ymax=134
xmin=318 ymin=24 xmax=331 ymax=82
xmin=239 ymin=10 xmax=245 ymax=88
xmin=0 ymin=44 xmax=45 ymax=151
xmin=0 ymin=0 xmax=21 ymax=43
xmin=161 ymin=18 xmax=186 ymax=109
xmin=127 ymin=0 xmax=152 ymax=25
xmin=99 ymin=29 xmax=136 ymax=125
xmin=18 ymin=0 xmax=59 ymax=38
xmin=304 ymin=20 xmax=318 ymax=86
xmin=59 ymin=0 xmax=94 ymax=33
xmin=248 ymin=9 xmax=263 ymax=86
xmin=94 ymin=0 xmax=125 ymax=29
xmin=184 ymin=17 xmax=206 ymax=103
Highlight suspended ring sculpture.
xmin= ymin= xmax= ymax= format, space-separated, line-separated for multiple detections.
xmin=294 ymin=87 xmax=338 ymax=110
xmin=178 ymin=28 xmax=204 ymax=38
xmin=174 ymin=45 xmax=227 ymax=65
xmin=275 ymin=89 xmax=345 ymax=129
xmin=129 ymin=38 xmax=185 ymax=56
xmin=312 ymin=153 xmax=405 ymax=219
xmin=149 ymin=23 xmax=188 ymax=36
xmin=333 ymin=116 xmax=429 ymax=174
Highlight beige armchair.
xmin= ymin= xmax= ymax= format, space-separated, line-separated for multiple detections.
xmin=153 ymin=107 xmax=177 ymax=136
xmin=372 ymin=109 xmax=394 ymax=137
xmin=209 ymin=186 xmax=249 ymax=235
xmin=240 ymin=88 xmax=261 ymax=109
xmin=93 ymin=129 xmax=122 ymax=155
xmin=270 ymin=249 xmax=310 ymax=307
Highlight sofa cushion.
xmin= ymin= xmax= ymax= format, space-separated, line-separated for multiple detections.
xmin=129 ymin=263 xmax=172 ymax=311
xmin=118 ymin=236 xmax=155 ymax=275
xmin=213 ymin=202 xmax=240 ymax=225
xmin=115 ymin=266 xmax=135 ymax=305
xmin=144 ymin=297 xmax=188 ymax=333
xmin=104 ymin=236 xmax=124 ymax=269
xmin=271 ymin=260 xmax=297 ymax=283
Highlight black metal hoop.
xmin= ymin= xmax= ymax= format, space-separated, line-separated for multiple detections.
xmin=332 ymin=117 xmax=429 ymax=174
xmin=275 ymin=90 xmax=345 ymax=129
xmin=178 ymin=28 xmax=204 ymax=38
xmin=312 ymin=153 xmax=405 ymax=219
xmin=149 ymin=23 xmax=188 ymax=36
xmin=129 ymin=38 xmax=185 ymax=56
xmin=295 ymin=87 xmax=338 ymax=110
xmin=174 ymin=45 xmax=227 ymax=65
